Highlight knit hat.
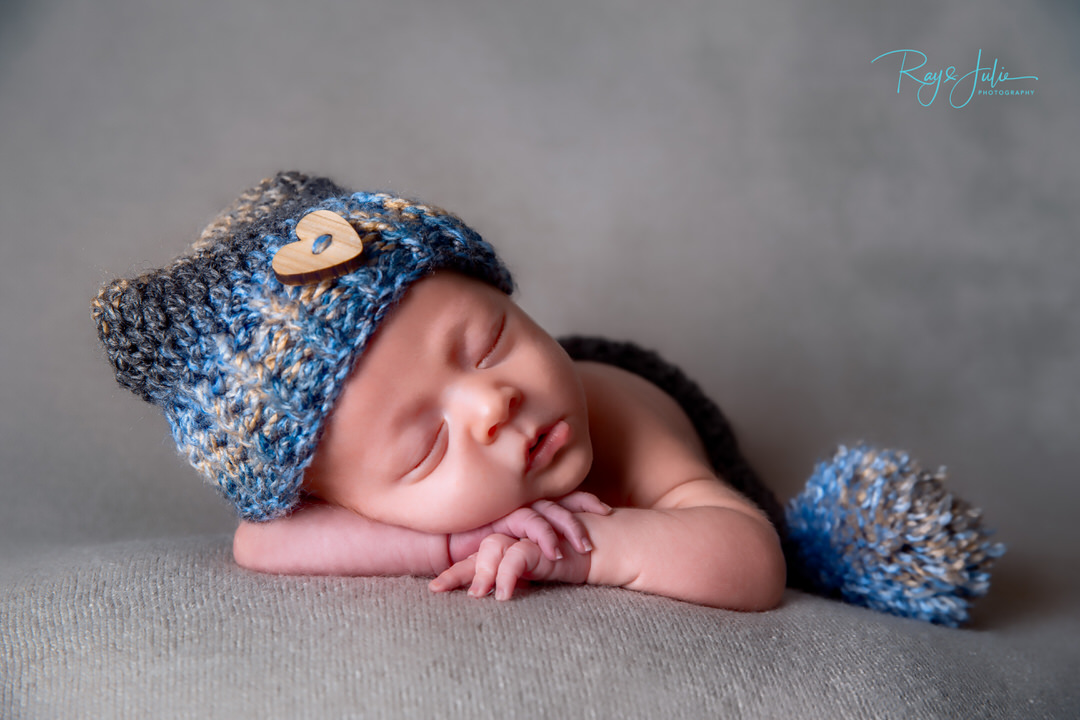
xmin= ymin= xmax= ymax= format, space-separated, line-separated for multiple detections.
xmin=92 ymin=172 xmax=514 ymax=521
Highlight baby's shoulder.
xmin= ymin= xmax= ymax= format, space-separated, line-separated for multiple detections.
xmin=574 ymin=360 xmax=696 ymax=427
xmin=573 ymin=361 xmax=715 ymax=507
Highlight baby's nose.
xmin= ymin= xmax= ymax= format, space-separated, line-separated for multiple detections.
xmin=468 ymin=383 xmax=523 ymax=444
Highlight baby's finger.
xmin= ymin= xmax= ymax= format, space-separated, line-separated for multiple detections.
xmin=555 ymin=491 xmax=613 ymax=516
xmin=494 ymin=540 xmax=542 ymax=601
xmin=429 ymin=556 xmax=476 ymax=593
xmin=469 ymin=534 xmax=514 ymax=598
xmin=530 ymin=498 xmax=592 ymax=554
xmin=495 ymin=507 xmax=561 ymax=561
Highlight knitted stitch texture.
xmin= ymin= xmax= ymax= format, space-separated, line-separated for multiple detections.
xmin=92 ymin=172 xmax=513 ymax=521
xmin=785 ymin=445 xmax=1005 ymax=626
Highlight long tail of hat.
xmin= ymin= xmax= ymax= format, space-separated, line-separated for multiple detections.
xmin=90 ymin=228 xmax=262 ymax=406
xmin=784 ymin=444 xmax=1006 ymax=627
xmin=91 ymin=272 xmax=196 ymax=406
xmin=90 ymin=172 xmax=342 ymax=407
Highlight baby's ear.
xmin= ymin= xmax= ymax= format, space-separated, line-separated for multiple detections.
xmin=91 ymin=263 xmax=202 ymax=406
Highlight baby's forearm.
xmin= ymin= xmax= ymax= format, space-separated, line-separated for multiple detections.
xmin=578 ymin=506 xmax=786 ymax=611
xmin=233 ymin=495 xmax=606 ymax=580
xmin=233 ymin=503 xmax=452 ymax=578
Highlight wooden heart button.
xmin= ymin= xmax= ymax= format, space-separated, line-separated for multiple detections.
xmin=272 ymin=210 xmax=366 ymax=285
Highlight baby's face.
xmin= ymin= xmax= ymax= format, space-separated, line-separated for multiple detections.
xmin=304 ymin=272 xmax=593 ymax=533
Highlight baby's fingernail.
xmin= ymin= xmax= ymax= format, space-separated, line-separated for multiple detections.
xmin=555 ymin=549 xmax=564 ymax=560
xmin=599 ymin=502 xmax=613 ymax=513
xmin=495 ymin=588 xmax=510 ymax=601
xmin=582 ymin=538 xmax=594 ymax=552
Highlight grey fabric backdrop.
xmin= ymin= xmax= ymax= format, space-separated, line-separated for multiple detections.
xmin=1 ymin=0 xmax=1078 ymax=716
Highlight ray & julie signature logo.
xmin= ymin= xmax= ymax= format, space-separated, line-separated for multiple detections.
xmin=871 ymin=49 xmax=1038 ymax=108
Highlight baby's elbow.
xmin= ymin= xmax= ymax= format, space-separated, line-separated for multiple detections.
xmin=748 ymin=535 xmax=787 ymax=612
xmin=658 ymin=509 xmax=787 ymax=611
xmin=714 ymin=518 xmax=787 ymax=612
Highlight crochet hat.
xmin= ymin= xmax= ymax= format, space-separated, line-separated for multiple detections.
xmin=92 ymin=171 xmax=514 ymax=521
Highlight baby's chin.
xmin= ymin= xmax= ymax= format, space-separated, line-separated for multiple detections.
xmin=534 ymin=443 xmax=593 ymax=501
xmin=532 ymin=477 xmax=586 ymax=505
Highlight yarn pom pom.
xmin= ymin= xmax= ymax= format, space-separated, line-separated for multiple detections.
xmin=784 ymin=445 xmax=1005 ymax=627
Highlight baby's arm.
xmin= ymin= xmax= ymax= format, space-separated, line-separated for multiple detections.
xmin=578 ymin=485 xmax=784 ymax=610
xmin=233 ymin=502 xmax=452 ymax=577
xmin=568 ymin=363 xmax=786 ymax=609
xmin=233 ymin=493 xmax=608 ymax=578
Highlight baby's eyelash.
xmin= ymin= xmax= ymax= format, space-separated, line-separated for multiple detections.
xmin=407 ymin=423 xmax=446 ymax=479
xmin=476 ymin=314 xmax=506 ymax=368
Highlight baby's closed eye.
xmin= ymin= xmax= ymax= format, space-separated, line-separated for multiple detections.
xmin=403 ymin=421 xmax=448 ymax=482
xmin=476 ymin=313 xmax=506 ymax=368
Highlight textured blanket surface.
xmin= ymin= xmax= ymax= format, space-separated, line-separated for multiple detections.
xmin=3 ymin=537 xmax=1076 ymax=719
xmin=2 ymin=0 xmax=1078 ymax=716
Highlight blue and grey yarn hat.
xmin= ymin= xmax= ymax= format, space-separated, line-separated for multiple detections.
xmin=92 ymin=171 xmax=514 ymax=521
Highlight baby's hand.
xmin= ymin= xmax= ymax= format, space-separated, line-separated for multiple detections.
xmin=489 ymin=492 xmax=611 ymax=559
xmin=446 ymin=491 xmax=611 ymax=564
xmin=430 ymin=533 xmax=591 ymax=601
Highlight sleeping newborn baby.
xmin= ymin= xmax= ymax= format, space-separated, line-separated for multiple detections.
xmin=92 ymin=172 xmax=785 ymax=611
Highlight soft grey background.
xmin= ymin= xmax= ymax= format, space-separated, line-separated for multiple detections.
xmin=1 ymin=0 xmax=1077 ymax=660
